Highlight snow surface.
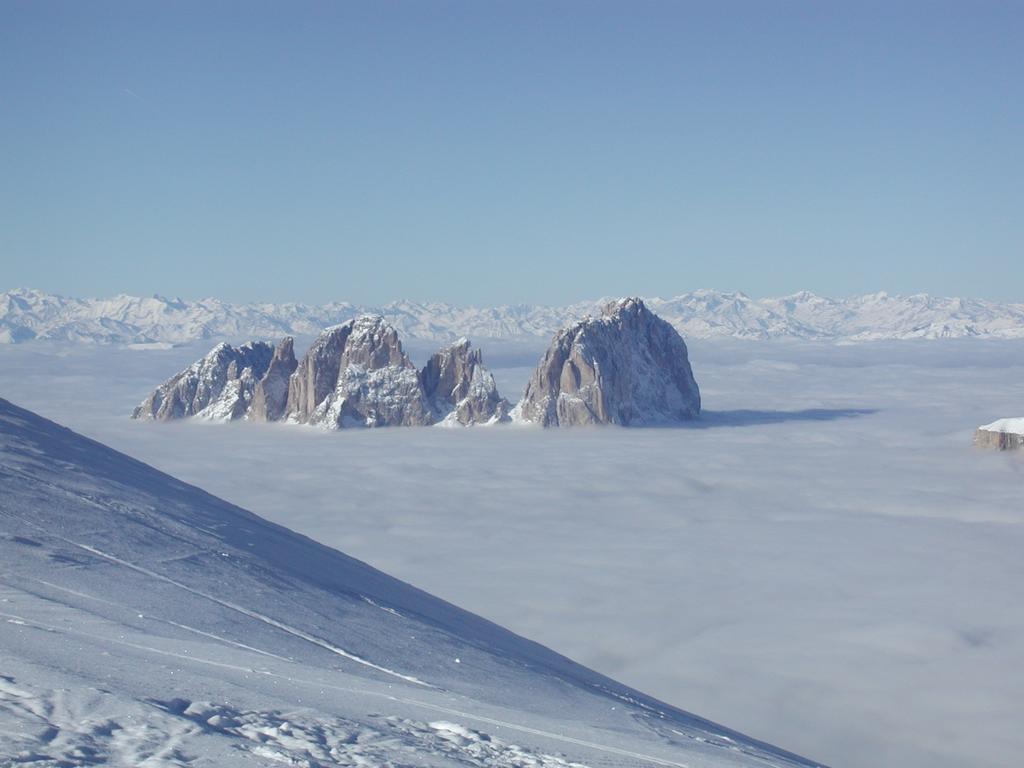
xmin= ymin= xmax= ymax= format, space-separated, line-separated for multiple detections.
xmin=977 ymin=417 xmax=1024 ymax=435
xmin=5 ymin=287 xmax=1024 ymax=344
xmin=0 ymin=396 xmax=819 ymax=768
xmin=1 ymin=338 xmax=1023 ymax=768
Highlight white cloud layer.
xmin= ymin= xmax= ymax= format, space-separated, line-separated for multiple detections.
xmin=1 ymin=337 xmax=1022 ymax=768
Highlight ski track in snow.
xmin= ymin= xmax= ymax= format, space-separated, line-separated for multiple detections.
xmin=1 ymin=508 xmax=431 ymax=689
xmin=25 ymin=577 xmax=296 ymax=663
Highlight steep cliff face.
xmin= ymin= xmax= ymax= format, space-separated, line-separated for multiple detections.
xmin=285 ymin=325 xmax=354 ymax=424
xmin=974 ymin=418 xmax=1024 ymax=450
xmin=132 ymin=341 xmax=274 ymax=422
xmin=421 ymin=338 xmax=510 ymax=426
xmin=284 ymin=316 xmax=433 ymax=428
xmin=249 ymin=337 xmax=298 ymax=422
xmin=517 ymin=298 xmax=701 ymax=427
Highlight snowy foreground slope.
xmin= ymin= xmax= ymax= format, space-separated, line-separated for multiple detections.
xmin=0 ymin=398 xmax=822 ymax=767
xmin=4 ymin=287 xmax=1024 ymax=344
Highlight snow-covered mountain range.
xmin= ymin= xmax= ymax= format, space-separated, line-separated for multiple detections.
xmin=4 ymin=287 xmax=1024 ymax=345
xmin=0 ymin=396 xmax=823 ymax=767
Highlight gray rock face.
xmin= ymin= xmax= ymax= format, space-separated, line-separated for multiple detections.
xmin=284 ymin=316 xmax=433 ymax=428
xmin=249 ymin=337 xmax=298 ymax=422
xmin=286 ymin=325 xmax=353 ymax=423
xmin=517 ymin=298 xmax=701 ymax=427
xmin=132 ymin=341 xmax=274 ymax=422
xmin=421 ymin=338 xmax=511 ymax=425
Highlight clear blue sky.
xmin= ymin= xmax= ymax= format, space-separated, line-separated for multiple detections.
xmin=1 ymin=1 xmax=1021 ymax=305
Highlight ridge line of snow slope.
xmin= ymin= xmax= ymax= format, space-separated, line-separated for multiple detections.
xmin=0 ymin=396 xmax=824 ymax=767
xmin=3 ymin=286 xmax=1024 ymax=343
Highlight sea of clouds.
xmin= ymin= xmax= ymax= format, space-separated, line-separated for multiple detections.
xmin=1 ymin=336 xmax=1022 ymax=768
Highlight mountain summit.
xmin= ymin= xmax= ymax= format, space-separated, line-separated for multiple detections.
xmin=421 ymin=338 xmax=512 ymax=425
xmin=284 ymin=315 xmax=433 ymax=428
xmin=517 ymin=298 xmax=701 ymax=427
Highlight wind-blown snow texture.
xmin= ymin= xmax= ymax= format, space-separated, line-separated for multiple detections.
xmin=0 ymin=397 xmax=821 ymax=768
xmin=5 ymin=287 xmax=1024 ymax=344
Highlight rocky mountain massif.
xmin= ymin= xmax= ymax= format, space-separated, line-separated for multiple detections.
xmin=6 ymin=287 xmax=1024 ymax=344
xmin=133 ymin=316 xmax=510 ymax=428
xmin=516 ymin=298 xmax=701 ymax=426
xmin=135 ymin=300 xmax=698 ymax=429
xmin=974 ymin=418 xmax=1024 ymax=450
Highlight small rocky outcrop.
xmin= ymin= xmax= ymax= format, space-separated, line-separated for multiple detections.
xmin=283 ymin=316 xmax=433 ymax=428
xmin=421 ymin=338 xmax=511 ymax=425
xmin=974 ymin=418 xmax=1024 ymax=450
xmin=249 ymin=337 xmax=298 ymax=422
xmin=132 ymin=341 xmax=274 ymax=421
xmin=516 ymin=298 xmax=700 ymax=427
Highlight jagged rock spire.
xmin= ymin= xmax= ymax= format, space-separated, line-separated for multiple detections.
xmin=421 ymin=338 xmax=510 ymax=425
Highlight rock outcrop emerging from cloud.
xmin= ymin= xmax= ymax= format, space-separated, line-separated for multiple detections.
xmin=132 ymin=341 xmax=274 ymax=421
xmin=248 ymin=337 xmax=298 ymax=422
xmin=133 ymin=317 xmax=509 ymax=428
xmin=517 ymin=298 xmax=701 ymax=427
xmin=974 ymin=418 xmax=1024 ymax=450
xmin=285 ymin=316 xmax=432 ymax=428
xmin=421 ymin=338 xmax=511 ymax=426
